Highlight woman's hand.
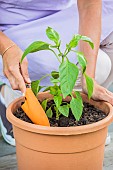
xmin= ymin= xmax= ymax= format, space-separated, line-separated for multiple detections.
xmin=82 ymin=78 xmax=113 ymax=105
xmin=2 ymin=44 xmax=31 ymax=93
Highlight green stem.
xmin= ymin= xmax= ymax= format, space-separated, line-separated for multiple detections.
xmin=57 ymin=46 xmax=62 ymax=55
xmin=71 ymin=49 xmax=77 ymax=53
xmin=64 ymin=48 xmax=70 ymax=57
xmin=64 ymin=49 xmax=68 ymax=56
xmin=62 ymin=56 xmax=65 ymax=63
xmin=50 ymin=49 xmax=61 ymax=63
xmin=39 ymin=74 xmax=51 ymax=81
xmin=56 ymin=107 xmax=59 ymax=120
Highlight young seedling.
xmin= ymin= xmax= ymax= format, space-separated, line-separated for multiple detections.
xmin=21 ymin=27 xmax=94 ymax=121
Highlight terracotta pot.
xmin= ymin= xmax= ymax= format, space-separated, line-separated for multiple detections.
xmin=7 ymin=92 xmax=113 ymax=170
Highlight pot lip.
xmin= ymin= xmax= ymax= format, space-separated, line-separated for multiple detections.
xmin=7 ymin=95 xmax=113 ymax=136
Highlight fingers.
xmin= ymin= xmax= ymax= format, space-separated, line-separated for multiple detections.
xmin=3 ymin=68 xmax=18 ymax=89
xmin=106 ymin=89 xmax=113 ymax=98
xmin=92 ymin=85 xmax=113 ymax=105
xmin=20 ymin=58 xmax=31 ymax=84
xmin=4 ymin=66 xmax=26 ymax=93
xmin=6 ymin=74 xmax=19 ymax=90
xmin=102 ymin=89 xmax=113 ymax=105
xmin=11 ymin=69 xmax=26 ymax=93
xmin=81 ymin=77 xmax=113 ymax=105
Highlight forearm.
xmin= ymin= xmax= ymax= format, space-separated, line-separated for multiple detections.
xmin=77 ymin=0 xmax=102 ymax=78
xmin=0 ymin=31 xmax=15 ymax=55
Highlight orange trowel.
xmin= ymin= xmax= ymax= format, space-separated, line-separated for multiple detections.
xmin=21 ymin=85 xmax=50 ymax=126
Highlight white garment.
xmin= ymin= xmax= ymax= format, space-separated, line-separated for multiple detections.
xmin=95 ymin=49 xmax=111 ymax=85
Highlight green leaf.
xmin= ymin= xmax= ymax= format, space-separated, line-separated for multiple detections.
xmin=75 ymin=91 xmax=82 ymax=100
xmin=43 ymin=86 xmax=51 ymax=92
xmin=59 ymin=59 xmax=79 ymax=98
xmin=54 ymin=95 xmax=62 ymax=108
xmin=41 ymin=99 xmax=47 ymax=111
xmin=31 ymin=80 xmax=40 ymax=96
xmin=50 ymin=45 xmax=58 ymax=48
xmin=50 ymin=78 xmax=60 ymax=84
xmin=58 ymin=105 xmax=69 ymax=117
xmin=81 ymin=36 xmax=94 ymax=49
xmin=76 ymin=51 xmax=87 ymax=73
xmin=21 ymin=41 xmax=50 ymax=63
xmin=50 ymin=86 xmax=61 ymax=96
xmin=46 ymin=107 xmax=53 ymax=118
xmin=51 ymin=71 xmax=59 ymax=79
xmin=70 ymin=97 xmax=83 ymax=121
xmin=85 ymin=74 xmax=94 ymax=99
xmin=38 ymin=86 xmax=45 ymax=92
xmin=69 ymin=34 xmax=82 ymax=48
xmin=68 ymin=34 xmax=94 ymax=50
xmin=46 ymin=27 xmax=60 ymax=46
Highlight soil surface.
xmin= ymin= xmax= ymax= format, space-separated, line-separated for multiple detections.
xmin=14 ymin=101 xmax=107 ymax=127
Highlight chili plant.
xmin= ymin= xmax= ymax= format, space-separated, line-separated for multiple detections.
xmin=21 ymin=27 xmax=94 ymax=121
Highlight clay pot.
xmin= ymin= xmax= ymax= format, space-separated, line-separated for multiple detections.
xmin=7 ymin=92 xmax=113 ymax=170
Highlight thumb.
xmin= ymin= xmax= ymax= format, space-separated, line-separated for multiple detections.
xmin=20 ymin=59 xmax=31 ymax=84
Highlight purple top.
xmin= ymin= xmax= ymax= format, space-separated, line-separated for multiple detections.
xmin=0 ymin=0 xmax=113 ymax=86
xmin=0 ymin=0 xmax=75 ymax=31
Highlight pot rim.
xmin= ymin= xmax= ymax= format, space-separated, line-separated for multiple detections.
xmin=7 ymin=94 xmax=113 ymax=136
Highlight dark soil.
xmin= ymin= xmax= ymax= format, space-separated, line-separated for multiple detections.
xmin=14 ymin=101 xmax=107 ymax=127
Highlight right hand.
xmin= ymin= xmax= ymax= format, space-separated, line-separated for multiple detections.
xmin=2 ymin=44 xmax=31 ymax=94
xmin=82 ymin=77 xmax=113 ymax=105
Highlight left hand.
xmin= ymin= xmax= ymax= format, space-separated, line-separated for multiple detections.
xmin=82 ymin=78 xmax=113 ymax=105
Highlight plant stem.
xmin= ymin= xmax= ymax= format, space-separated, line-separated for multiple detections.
xmin=71 ymin=49 xmax=77 ymax=53
xmin=40 ymin=74 xmax=51 ymax=81
xmin=64 ymin=48 xmax=70 ymax=57
xmin=57 ymin=46 xmax=62 ymax=55
xmin=50 ymin=49 xmax=61 ymax=63
xmin=62 ymin=55 xmax=65 ymax=63
xmin=56 ymin=107 xmax=59 ymax=120
xmin=64 ymin=48 xmax=67 ymax=56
